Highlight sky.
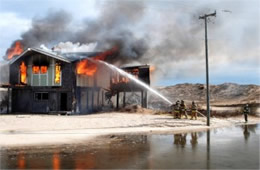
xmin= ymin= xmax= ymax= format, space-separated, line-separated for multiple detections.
xmin=0 ymin=0 xmax=259 ymax=86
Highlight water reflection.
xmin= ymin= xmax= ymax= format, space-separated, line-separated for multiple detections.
xmin=243 ymin=125 xmax=250 ymax=141
xmin=206 ymin=130 xmax=210 ymax=170
xmin=242 ymin=124 xmax=258 ymax=142
xmin=74 ymin=152 xmax=95 ymax=169
xmin=174 ymin=132 xmax=202 ymax=149
xmin=190 ymin=132 xmax=198 ymax=148
xmin=17 ymin=152 xmax=25 ymax=169
xmin=0 ymin=124 xmax=259 ymax=169
xmin=52 ymin=152 xmax=60 ymax=170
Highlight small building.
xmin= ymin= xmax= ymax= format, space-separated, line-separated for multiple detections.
xmin=6 ymin=48 xmax=150 ymax=114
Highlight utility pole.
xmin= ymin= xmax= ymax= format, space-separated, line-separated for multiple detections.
xmin=199 ymin=11 xmax=216 ymax=126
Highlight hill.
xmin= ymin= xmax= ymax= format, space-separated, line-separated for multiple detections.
xmin=149 ymin=83 xmax=260 ymax=112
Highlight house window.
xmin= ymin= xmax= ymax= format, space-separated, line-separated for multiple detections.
xmin=20 ymin=61 xmax=27 ymax=84
xmin=32 ymin=66 xmax=48 ymax=74
xmin=55 ymin=63 xmax=61 ymax=84
xmin=41 ymin=66 xmax=48 ymax=74
xmin=34 ymin=92 xmax=49 ymax=101
xmin=32 ymin=66 xmax=40 ymax=74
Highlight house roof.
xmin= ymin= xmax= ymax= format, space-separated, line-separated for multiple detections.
xmin=60 ymin=52 xmax=101 ymax=62
xmin=9 ymin=48 xmax=71 ymax=64
xmin=9 ymin=48 xmax=101 ymax=64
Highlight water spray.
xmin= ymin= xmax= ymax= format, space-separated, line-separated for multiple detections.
xmin=97 ymin=60 xmax=173 ymax=105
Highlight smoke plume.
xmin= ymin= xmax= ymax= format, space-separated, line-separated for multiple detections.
xmin=3 ymin=0 xmax=259 ymax=84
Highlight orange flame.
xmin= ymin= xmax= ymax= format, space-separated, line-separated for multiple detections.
xmin=40 ymin=66 xmax=48 ymax=74
xmin=7 ymin=41 xmax=24 ymax=60
xmin=32 ymin=66 xmax=48 ymax=74
xmin=55 ymin=63 xmax=61 ymax=83
xmin=20 ymin=61 xmax=27 ymax=84
xmin=76 ymin=47 xmax=118 ymax=76
xmin=121 ymin=76 xmax=130 ymax=83
xmin=150 ymin=65 xmax=156 ymax=72
xmin=32 ymin=66 xmax=40 ymax=74
xmin=76 ymin=60 xmax=97 ymax=76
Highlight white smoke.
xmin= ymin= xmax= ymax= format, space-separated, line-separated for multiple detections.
xmin=52 ymin=42 xmax=97 ymax=53
xmin=40 ymin=44 xmax=52 ymax=52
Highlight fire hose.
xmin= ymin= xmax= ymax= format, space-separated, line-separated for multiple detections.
xmin=186 ymin=109 xmax=207 ymax=118
xmin=197 ymin=111 xmax=207 ymax=118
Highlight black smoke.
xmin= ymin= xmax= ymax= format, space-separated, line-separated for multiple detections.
xmin=4 ymin=1 xmax=149 ymax=65
xmin=5 ymin=0 xmax=257 ymax=84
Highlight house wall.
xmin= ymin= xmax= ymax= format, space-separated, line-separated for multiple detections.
xmin=12 ymin=87 xmax=72 ymax=113
xmin=9 ymin=61 xmax=20 ymax=85
xmin=75 ymin=86 xmax=105 ymax=114
xmin=74 ymin=63 xmax=111 ymax=114
xmin=10 ymin=52 xmax=76 ymax=113
xmin=10 ymin=53 xmax=75 ymax=88
xmin=9 ymin=51 xmax=116 ymax=114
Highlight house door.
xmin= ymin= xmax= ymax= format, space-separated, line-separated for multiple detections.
xmin=60 ymin=93 xmax=67 ymax=111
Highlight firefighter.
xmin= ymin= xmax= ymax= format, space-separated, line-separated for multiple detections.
xmin=174 ymin=100 xmax=181 ymax=119
xmin=243 ymin=104 xmax=250 ymax=123
xmin=180 ymin=100 xmax=188 ymax=119
xmin=190 ymin=101 xmax=197 ymax=120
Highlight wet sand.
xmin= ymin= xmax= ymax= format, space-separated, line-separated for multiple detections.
xmin=0 ymin=112 xmax=259 ymax=147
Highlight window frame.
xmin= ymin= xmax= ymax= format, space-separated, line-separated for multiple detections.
xmin=32 ymin=65 xmax=48 ymax=74
xmin=34 ymin=92 xmax=49 ymax=101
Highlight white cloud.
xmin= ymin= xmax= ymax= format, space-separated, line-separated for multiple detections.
xmin=0 ymin=12 xmax=31 ymax=57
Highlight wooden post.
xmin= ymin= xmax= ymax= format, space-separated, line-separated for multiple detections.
xmin=91 ymin=89 xmax=94 ymax=112
xmin=97 ymin=89 xmax=100 ymax=110
xmin=144 ymin=90 xmax=147 ymax=108
xmin=102 ymin=90 xmax=104 ymax=106
xmin=199 ymin=11 xmax=216 ymax=126
xmin=86 ymin=89 xmax=88 ymax=112
xmin=116 ymin=91 xmax=119 ymax=110
xmin=77 ymin=88 xmax=81 ymax=113
xmin=141 ymin=90 xmax=144 ymax=108
xmin=7 ymin=87 xmax=10 ymax=114
xmin=123 ymin=91 xmax=126 ymax=107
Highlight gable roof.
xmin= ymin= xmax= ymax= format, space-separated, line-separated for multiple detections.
xmin=60 ymin=52 xmax=101 ymax=62
xmin=9 ymin=48 xmax=102 ymax=65
xmin=9 ymin=48 xmax=71 ymax=64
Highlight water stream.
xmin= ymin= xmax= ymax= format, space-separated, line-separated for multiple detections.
xmin=98 ymin=60 xmax=173 ymax=105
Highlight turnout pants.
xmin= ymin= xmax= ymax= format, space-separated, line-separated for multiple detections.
xmin=191 ymin=110 xmax=197 ymax=120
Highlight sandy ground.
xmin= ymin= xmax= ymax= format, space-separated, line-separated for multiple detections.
xmin=0 ymin=112 xmax=259 ymax=147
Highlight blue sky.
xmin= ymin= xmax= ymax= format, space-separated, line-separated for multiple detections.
xmin=0 ymin=0 xmax=259 ymax=86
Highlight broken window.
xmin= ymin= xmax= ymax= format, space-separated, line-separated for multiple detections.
xmin=32 ymin=66 xmax=40 ymax=74
xmin=20 ymin=61 xmax=27 ymax=84
xmin=55 ymin=63 xmax=61 ymax=84
xmin=34 ymin=92 xmax=49 ymax=101
xmin=40 ymin=66 xmax=48 ymax=74
xmin=32 ymin=66 xmax=48 ymax=74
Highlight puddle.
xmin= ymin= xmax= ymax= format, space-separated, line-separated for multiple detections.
xmin=0 ymin=124 xmax=259 ymax=169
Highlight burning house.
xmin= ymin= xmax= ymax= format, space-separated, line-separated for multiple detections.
xmin=3 ymin=47 xmax=150 ymax=114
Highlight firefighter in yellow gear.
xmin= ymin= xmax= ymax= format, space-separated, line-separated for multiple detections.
xmin=180 ymin=100 xmax=188 ymax=119
xmin=174 ymin=100 xmax=181 ymax=119
xmin=190 ymin=101 xmax=197 ymax=120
